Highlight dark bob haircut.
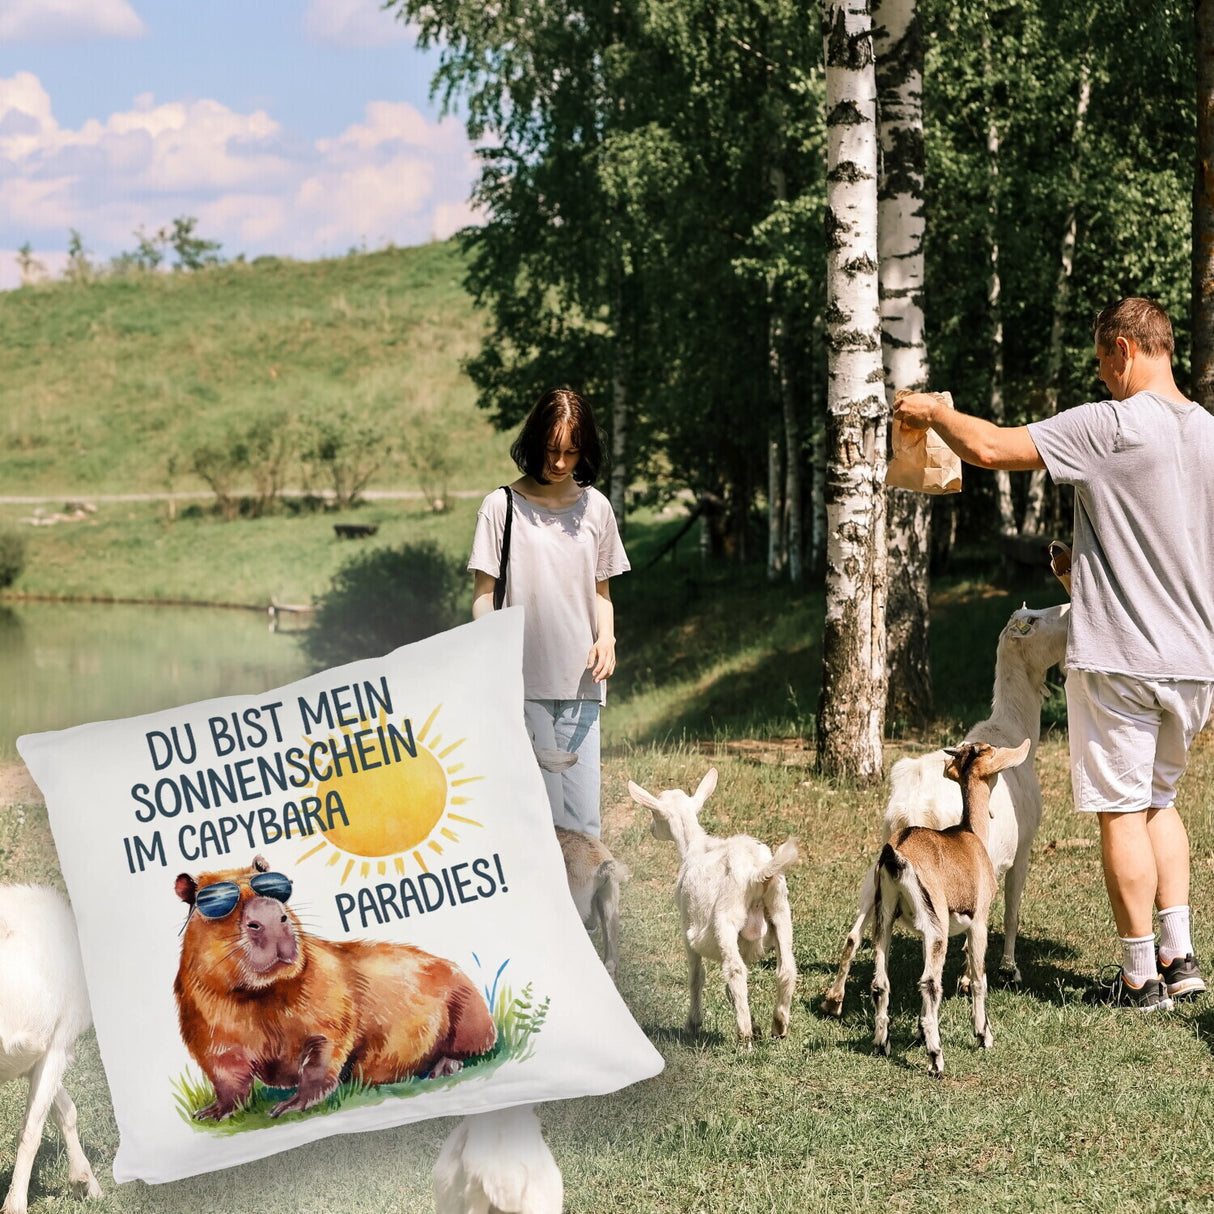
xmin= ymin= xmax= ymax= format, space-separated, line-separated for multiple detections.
xmin=510 ymin=388 xmax=605 ymax=486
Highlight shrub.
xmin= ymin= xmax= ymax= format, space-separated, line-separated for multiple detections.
xmin=0 ymin=530 xmax=27 ymax=589
xmin=303 ymin=541 xmax=464 ymax=669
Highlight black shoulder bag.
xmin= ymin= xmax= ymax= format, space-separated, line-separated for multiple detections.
xmin=492 ymin=485 xmax=514 ymax=610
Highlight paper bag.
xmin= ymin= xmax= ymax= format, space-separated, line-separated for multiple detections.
xmin=886 ymin=390 xmax=963 ymax=494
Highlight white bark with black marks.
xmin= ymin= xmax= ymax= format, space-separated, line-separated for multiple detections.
xmin=875 ymin=0 xmax=932 ymax=727
xmin=817 ymin=0 xmax=887 ymax=780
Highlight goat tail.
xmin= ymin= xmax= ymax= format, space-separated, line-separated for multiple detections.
xmin=758 ymin=837 xmax=800 ymax=884
xmin=597 ymin=857 xmax=630 ymax=887
xmin=877 ymin=842 xmax=906 ymax=879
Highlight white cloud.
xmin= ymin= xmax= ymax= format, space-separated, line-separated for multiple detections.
xmin=0 ymin=74 xmax=481 ymax=279
xmin=0 ymin=0 xmax=146 ymax=42
xmin=302 ymin=0 xmax=416 ymax=48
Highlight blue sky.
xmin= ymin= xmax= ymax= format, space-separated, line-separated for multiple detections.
xmin=0 ymin=0 xmax=478 ymax=287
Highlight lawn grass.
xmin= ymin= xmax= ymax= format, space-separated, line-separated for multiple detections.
xmin=4 ymin=726 xmax=1214 ymax=1212
xmin=0 ymin=241 xmax=509 ymax=499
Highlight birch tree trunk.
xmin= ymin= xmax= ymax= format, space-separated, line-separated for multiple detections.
xmin=1022 ymin=65 xmax=1090 ymax=533
xmin=1195 ymin=0 xmax=1214 ymax=411
xmin=874 ymin=0 xmax=932 ymax=727
xmin=985 ymin=31 xmax=1016 ymax=536
xmin=816 ymin=0 xmax=887 ymax=780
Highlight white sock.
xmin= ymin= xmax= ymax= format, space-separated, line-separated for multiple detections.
xmin=1158 ymin=905 xmax=1193 ymax=964
xmin=1120 ymin=934 xmax=1157 ymax=986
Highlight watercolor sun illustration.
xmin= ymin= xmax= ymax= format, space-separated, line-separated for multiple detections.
xmin=297 ymin=704 xmax=484 ymax=883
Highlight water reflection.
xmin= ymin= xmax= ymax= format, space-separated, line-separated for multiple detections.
xmin=1 ymin=602 xmax=312 ymax=759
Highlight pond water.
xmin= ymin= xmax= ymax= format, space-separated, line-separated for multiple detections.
xmin=0 ymin=602 xmax=313 ymax=761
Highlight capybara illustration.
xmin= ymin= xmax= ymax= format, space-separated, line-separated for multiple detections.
xmin=173 ymin=855 xmax=497 ymax=1120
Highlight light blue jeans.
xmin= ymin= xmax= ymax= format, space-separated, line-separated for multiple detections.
xmin=523 ymin=698 xmax=602 ymax=837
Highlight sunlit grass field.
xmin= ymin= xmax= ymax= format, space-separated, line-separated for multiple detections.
xmin=0 ymin=241 xmax=498 ymax=498
xmin=5 ymin=727 xmax=1214 ymax=1213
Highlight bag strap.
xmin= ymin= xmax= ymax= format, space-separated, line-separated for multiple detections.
xmin=493 ymin=485 xmax=514 ymax=610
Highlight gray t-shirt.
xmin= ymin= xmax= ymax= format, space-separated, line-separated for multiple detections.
xmin=1028 ymin=391 xmax=1214 ymax=679
xmin=468 ymin=485 xmax=630 ymax=701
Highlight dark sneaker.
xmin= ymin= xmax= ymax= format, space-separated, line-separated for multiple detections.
xmin=1086 ymin=967 xmax=1174 ymax=1011
xmin=1160 ymin=954 xmax=1207 ymax=1000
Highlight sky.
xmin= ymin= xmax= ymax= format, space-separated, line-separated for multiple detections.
xmin=0 ymin=0 xmax=479 ymax=289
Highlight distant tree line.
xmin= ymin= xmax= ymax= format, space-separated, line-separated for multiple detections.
xmin=16 ymin=217 xmax=224 ymax=287
xmin=180 ymin=409 xmax=454 ymax=521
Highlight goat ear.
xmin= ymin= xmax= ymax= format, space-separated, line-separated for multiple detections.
xmin=988 ymin=738 xmax=1032 ymax=773
xmin=627 ymin=779 xmax=662 ymax=811
xmin=175 ymin=873 xmax=197 ymax=905
xmin=692 ymin=767 xmax=718 ymax=807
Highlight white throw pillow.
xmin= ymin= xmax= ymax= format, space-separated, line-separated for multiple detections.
xmin=19 ymin=607 xmax=662 ymax=1184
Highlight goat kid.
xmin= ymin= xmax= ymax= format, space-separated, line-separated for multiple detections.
xmin=872 ymin=739 xmax=1031 ymax=1077
xmin=627 ymin=768 xmax=799 ymax=1047
xmin=823 ymin=602 xmax=1068 ymax=1016
xmin=0 ymin=885 xmax=101 ymax=1214
xmin=555 ymin=827 xmax=629 ymax=981
xmin=433 ymin=1104 xmax=563 ymax=1214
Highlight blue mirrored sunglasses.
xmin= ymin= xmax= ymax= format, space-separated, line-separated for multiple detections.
xmin=193 ymin=872 xmax=293 ymax=919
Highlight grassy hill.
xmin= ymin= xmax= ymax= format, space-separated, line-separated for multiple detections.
xmin=0 ymin=241 xmax=510 ymax=496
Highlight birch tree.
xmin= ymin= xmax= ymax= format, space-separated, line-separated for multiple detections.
xmin=817 ymin=0 xmax=887 ymax=779
xmin=874 ymin=0 xmax=931 ymax=726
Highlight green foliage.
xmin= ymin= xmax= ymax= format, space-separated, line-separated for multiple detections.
xmin=163 ymin=215 xmax=223 ymax=271
xmin=300 ymin=408 xmax=391 ymax=509
xmin=0 ymin=529 xmax=26 ymax=589
xmin=400 ymin=411 xmax=459 ymax=509
xmin=303 ymin=540 xmax=464 ymax=669
xmin=64 ymin=229 xmax=93 ymax=286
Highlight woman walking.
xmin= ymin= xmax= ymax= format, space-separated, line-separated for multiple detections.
xmin=469 ymin=389 xmax=629 ymax=837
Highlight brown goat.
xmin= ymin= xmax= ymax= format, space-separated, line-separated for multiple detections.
xmin=870 ymin=739 xmax=1030 ymax=1077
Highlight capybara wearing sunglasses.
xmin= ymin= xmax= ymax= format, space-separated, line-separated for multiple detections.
xmin=173 ymin=854 xmax=497 ymax=1120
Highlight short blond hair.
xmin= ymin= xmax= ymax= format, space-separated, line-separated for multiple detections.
xmin=1092 ymin=297 xmax=1174 ymax=358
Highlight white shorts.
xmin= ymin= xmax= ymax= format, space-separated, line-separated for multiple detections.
xmin=1066 ymin=669 xmax=1214 ymax=814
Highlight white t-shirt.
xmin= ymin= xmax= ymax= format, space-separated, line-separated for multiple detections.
xmin=1028 ymin=391 xmax=1214 ymax=680
xmin=468 ymin=485 xmax=630 ymax=701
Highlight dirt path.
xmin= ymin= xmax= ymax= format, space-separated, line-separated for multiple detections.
xmin=0 ymin=760 xmax=42 ymax=806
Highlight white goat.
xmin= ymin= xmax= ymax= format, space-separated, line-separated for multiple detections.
xmin=0 ymin=885 xmax=101 ymax=1214
xmin=823 ymin=602 xmax=1068 ymax=1016
xmin=871 ymin=739 xmax=1030 ymax=1076
xmin=627 ymin=768 xmax=799 ymax=1047
xmin=433 ymin=1104 xmax=562 ymax=1214
xmin=554 ymin=827 xmax=628 ymax=981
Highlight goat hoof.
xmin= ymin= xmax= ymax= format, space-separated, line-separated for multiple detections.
xmin=997 ymin=964 xmax=1022 ymax=988
xmin=928 ymin=1056 xmax=944 ymax=1078
xmin=821 ymin=994 xmax=843 ymax=1018
xmin=873 ymin=1039 xmax=891 ymax=1058
xmin=976 ymin=1023 xmax=994 ymax=1049
xmin=72 ymin=1172 xmax=102 ymax=1200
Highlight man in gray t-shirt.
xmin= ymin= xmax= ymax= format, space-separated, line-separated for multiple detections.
xmin=895 ymin=297 xmax=1214 ymax=1012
